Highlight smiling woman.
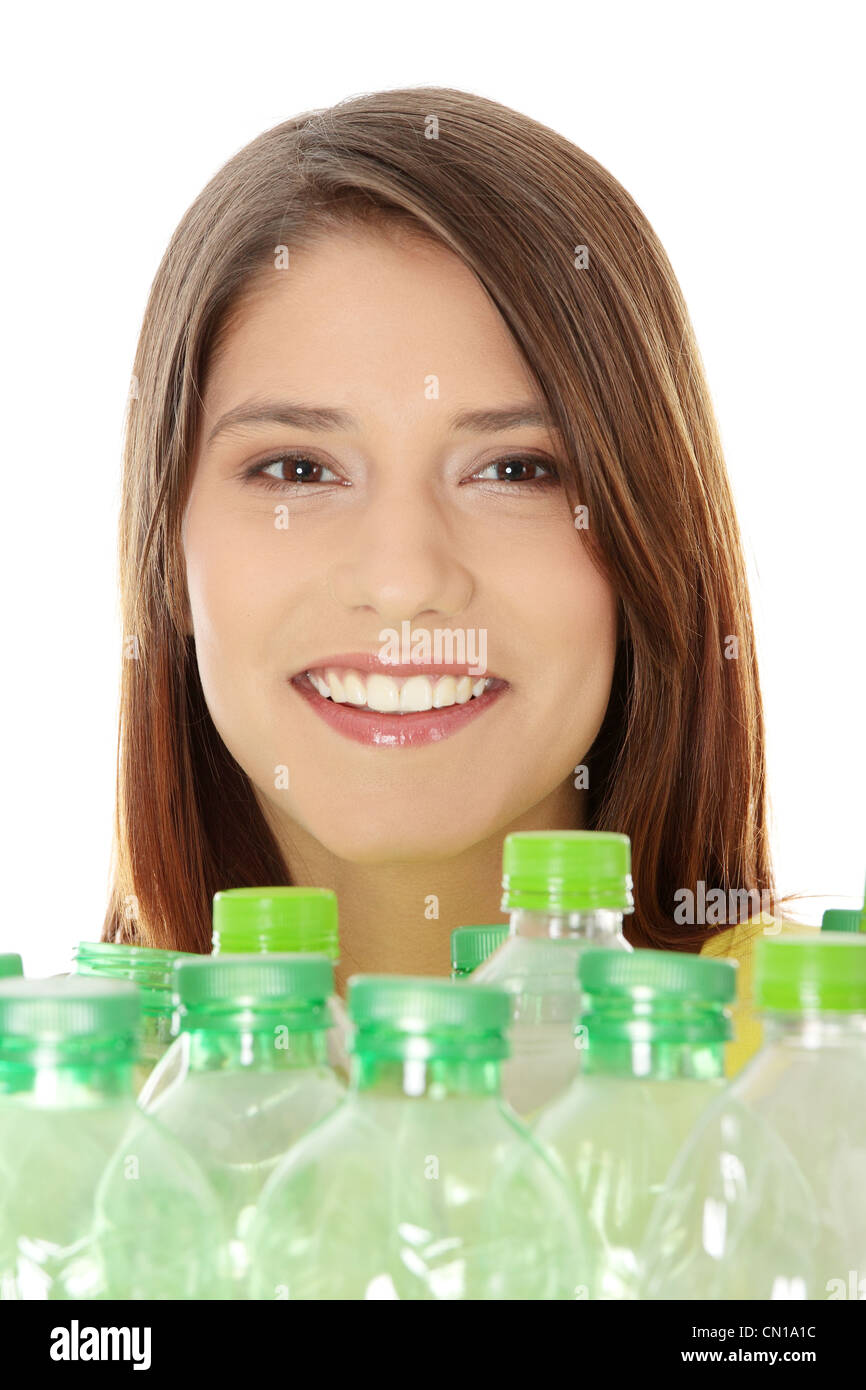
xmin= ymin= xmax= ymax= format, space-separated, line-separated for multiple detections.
xmin=103 ymin=85 xmax=798 ymax=1046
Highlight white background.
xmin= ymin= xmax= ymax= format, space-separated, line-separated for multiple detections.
xmin=2 ymin=0 xmax=863 ymax=976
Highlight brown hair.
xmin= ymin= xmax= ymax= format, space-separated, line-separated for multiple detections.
xmin=103 ymin=84 xmax=789 ymax=954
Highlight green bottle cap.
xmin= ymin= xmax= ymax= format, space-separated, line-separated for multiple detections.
xmin=73 ymin=942 xmax=196 ymax=1015
xmin=578 ymin=948 xmax=736 ymax=1043
xmin=501 ymin=831 xmax=634 ymax=913
xmin=0 ymin=976 xmax=140 ymax=1041
xmin=348 ymin=975 xmax=511 ymax=1061
xmin=0 ymin=954 xmax=23 ymax=979
xmin=821 ymin=909 xmax=863 ymax=934
xmin=172 ymin=953 xmax=334 ymax=1030
xmin=450 ymin=925 xmax=509 ymax=974
xmin=755 ymin=933 xmax=866 ymax=1012
xmin=212 ymin=888 xmax=339 ymax=958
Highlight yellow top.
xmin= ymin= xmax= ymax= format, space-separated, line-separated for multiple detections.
xmin=699 ymin=915 xmax=821 ymax=1077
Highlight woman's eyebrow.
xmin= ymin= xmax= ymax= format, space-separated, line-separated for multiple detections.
xmin=205 ymin=398 xmax=558 ymax=447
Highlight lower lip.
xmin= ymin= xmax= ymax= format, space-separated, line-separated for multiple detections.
xmin=288 ymin=674 xmax=509 ymax=748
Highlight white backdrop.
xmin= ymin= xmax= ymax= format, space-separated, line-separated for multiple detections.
xmin=2 ymin=0 xmax=863 ymax=976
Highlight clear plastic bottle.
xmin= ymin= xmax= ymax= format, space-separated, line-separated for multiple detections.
xmin=0 ymin=976 xmax=229 ymax=1298
xmin=72 ymin=941 xmax=196 ymax=1094
xmin=450 ymin=925 xmax=509 ymax=978
xmin=0 ymin=956 xmax=22 ymax=978
xmin=212 ymin=887 xmax=351 ymax=1077
xmin=534 ymin=948 xmax=736 ymax=1298
xmin=247 ymin=975 xmax=593 ymax=1300
xmin=468 ymin=832 xmax=634 ymax=1118
xmin=138 ymin=952 xmax=346 ymax=1295
xmin=640 ymin=932 xmax=866 ymax=1299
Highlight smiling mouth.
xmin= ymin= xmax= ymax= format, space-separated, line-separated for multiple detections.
xmin=297 ymin=666 xmax=503 ymax=713
xmin=287 ymin=664 xmax=509 ymax=747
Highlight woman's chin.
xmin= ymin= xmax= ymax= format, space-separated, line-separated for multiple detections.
xmin=288 ymin=810 xmax=507 ymax=866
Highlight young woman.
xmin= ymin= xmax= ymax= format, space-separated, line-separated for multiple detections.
xmin=103 ymin=85 xmax=806 ymax=1075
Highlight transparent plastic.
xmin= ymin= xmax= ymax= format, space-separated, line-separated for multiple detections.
xmin=0 ymin=1042 xmax=229 ymax=1299
xmin=327 ymin=993 xmax=352 ymax=1077
xmin=468 ymin=909 xmax=632 ymax=1118
xmin=534 ymin=1037 xmax=727 ymax=1298
xmin=139 ymin=1021 xmax=345 ymax=1294
xmin=247 ymin=1051 xmax=593 ymax=1300
xmin=640 ymin=1012 xmax=866 ymax=1299
xmin=133 ymin=1010 xmax=176 ymax=1095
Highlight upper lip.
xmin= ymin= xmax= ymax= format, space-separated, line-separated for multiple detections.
xmin=291 ymin=651 xmax=505 ymax=681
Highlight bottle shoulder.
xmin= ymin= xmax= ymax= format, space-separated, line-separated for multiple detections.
xmin=699 ymin=916 xmax=821 ymax=1078
xmin=471 ymin=933 xmax=628 ymax=987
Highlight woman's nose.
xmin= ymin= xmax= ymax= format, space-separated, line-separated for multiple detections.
xmin=326 ymin=488 xmax=474 ymax=623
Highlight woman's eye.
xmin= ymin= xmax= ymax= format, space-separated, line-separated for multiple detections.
xmin=472 ymin=455 xmax=560 ymax=487
xmin=244 ymin=454 xmax=341 ymax=490
xmin=241 ymin=451 xmax=560 ymax=492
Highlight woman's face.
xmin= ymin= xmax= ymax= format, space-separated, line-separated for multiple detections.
xmin=182 ymin=226 xmax=619 ymax=861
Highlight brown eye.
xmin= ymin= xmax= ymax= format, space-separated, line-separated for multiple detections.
xmin=244 ymin=453 xmax=341 ymax=490
xmin=283 ymin=456 xmax=320 ymax=481
xmin=474 ymin=455 xmax=559 ymax=485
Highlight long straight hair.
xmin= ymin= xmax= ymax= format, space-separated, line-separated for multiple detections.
xmin=103 ymin=85 xmax=785 ymax=954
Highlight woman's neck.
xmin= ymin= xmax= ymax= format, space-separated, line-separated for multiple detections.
xmin=259 ymin=777 xmax=585 ymax=997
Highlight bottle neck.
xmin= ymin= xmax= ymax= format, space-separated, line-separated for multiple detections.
xmin=582 ymin=1037 xmax=727 ymax=1080
xmin=350 ymin=1053 xmax=502 ymax=1097
xmin=139 ymin=1007 xmax=176 ymax=1058
xmin=0 ymin=1041 xmax=136 ymax=1105
xmin=759 ymin=1010 xmax=866 ymax=1048
xmin=509 ymin=908 xmax=627 ymax=943
xmin=182 ymin=1022 xmax=331 ymax=1070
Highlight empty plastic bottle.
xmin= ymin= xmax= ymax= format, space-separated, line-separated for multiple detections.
xmin=0 ymin=956 xmax=22 ymax=979
xmin=534 ymin=948 xmax=736 ymax=1298
xmin=247 ymin=975 xmax=593 ymax=1300
xmin=821 ymin=908 xmax=862 ymax=933
xmin=450 ymin=925 xmax=509 ymax=978
xmin=468 ymin=832 xmax=634 ymax=1118
xmin=212 ymin=887 xmax=351 ymax=1076
xmin=640 ymin=932 xmax=866 ymax=1299
xmin=139 ymin=953 xmax=345 ymax=1294
xmin=72 ymin=941 xmax=196 ymax=1094
xmin=0 ymin=976 xmax=229 ymax=1298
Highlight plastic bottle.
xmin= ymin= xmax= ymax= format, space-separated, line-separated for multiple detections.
xmin=468 ymin=831 xmax=634 ymax=1118
xmin=640 ymin=932 xmax=866 ymax=1299
xmin=450 ymin=925 xmax=509 ymax=978
xmin=0 ymin=976 xmax=229 ymax=1298
xmin=0 ymin=956 xmax=22 ymax=978
xmin=247 ymin=975 xmax=593 ymax=1300
xmin=72 ymin=941 xmax=196 ymax=1094
xmin=534 ymin=948 xmax=736 ymax=1298
xmin=821 ymin=908 xmax=862 ymax=932
xmin=138 ymin=953 xmax=346 ymax=1294
xmin=212 ymin=887 xmax=351 ymax=1076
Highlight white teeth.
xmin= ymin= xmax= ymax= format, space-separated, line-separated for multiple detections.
xmin=325 ymin=668 xmax=348 ymax=703
xmin=307 ymin=668 xmax=493 ymax=713
xmin=342 ymin=670 xmax=367 ymax=706
xmin=365 ymin=673 xmax=400 ymax=713
xmin=400 ymin=675 xmax=434 ymax=712
xmin=432 ymin=675 xmax=457 ymax=708
xmin=454 ymin=676 xmax=474 ymax=704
